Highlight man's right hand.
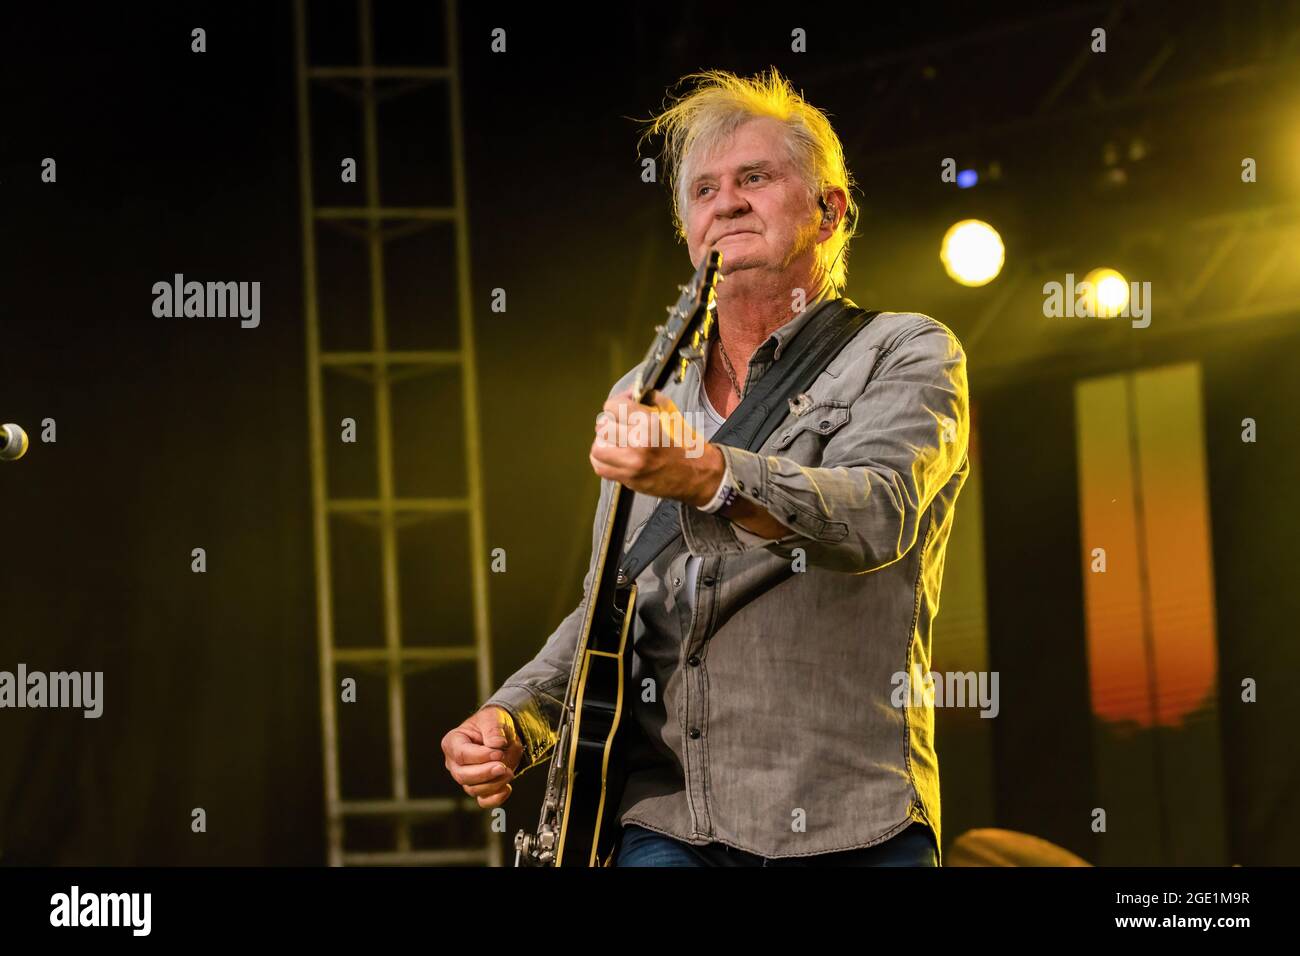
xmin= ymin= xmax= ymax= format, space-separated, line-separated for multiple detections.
xmin=442 ymin=706 xmax=524 ymax=809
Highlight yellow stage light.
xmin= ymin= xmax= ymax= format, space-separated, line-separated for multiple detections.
xmin=1083 ymin=268 xmax=1129 ymax=318
xmin=940 ymin=219 xmax=1005 ymax=287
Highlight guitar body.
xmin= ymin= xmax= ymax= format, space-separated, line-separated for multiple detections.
xmin=554 ymin=582 xmax=636 ymax=867
xmin=514 ymin=252 xmax=722 ymax=867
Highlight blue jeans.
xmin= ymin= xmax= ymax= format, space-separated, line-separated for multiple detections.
xmin=615 ymin=821 xmax=938 ymax=867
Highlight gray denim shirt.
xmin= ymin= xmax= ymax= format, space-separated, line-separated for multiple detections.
xmin=481 ymin=296 xmax=970 ymax=863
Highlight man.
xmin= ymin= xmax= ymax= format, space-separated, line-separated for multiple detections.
xmin=442 ymin=68 xmax=970 ymax=866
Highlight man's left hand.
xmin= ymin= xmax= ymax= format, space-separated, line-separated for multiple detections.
xmin=589 ymin=388 xmax=724 ymax=507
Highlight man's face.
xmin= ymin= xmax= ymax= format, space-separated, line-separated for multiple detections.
xmin=683 ymin=116 xmax=820 ymax=280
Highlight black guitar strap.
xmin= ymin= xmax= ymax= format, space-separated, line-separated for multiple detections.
xmin=615 ymin=298 xmax=881 ymax=585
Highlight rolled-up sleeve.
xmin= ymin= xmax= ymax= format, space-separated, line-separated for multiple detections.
xmin=680 ymin=319 xmax=969 ymax=574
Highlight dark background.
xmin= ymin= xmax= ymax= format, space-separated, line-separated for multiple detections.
xmin=1 ymin=0 xmax=1297 ymax=864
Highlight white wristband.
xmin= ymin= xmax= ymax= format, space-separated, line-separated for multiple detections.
xmin=696 ymin=455 xmax=740 ymax=514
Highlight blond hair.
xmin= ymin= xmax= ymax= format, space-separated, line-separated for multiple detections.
xmin=637 ymin=67 xmax=858 ymax=292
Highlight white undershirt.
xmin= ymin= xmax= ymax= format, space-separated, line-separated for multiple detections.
xmin=682 ymin=285 xmax=835 ymax=608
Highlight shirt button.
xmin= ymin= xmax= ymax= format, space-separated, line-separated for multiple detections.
xmin=688 ymin=655 xmax=700 ymax=667
xmin=688 ymin=727 xmax=701 ymax=739
xmin=673 ymin=576 xmax=682 ymax=588
xmin=701 ymin=576 xmax=716 ymax=587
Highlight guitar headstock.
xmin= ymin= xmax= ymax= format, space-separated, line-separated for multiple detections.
xmin=631 ymin=250 xmax=722 ymax=401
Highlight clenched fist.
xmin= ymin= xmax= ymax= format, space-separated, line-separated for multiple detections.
xmin=442 ymin=706 xmax=525 ymax=809
xmin=589 ymin=387 xmax=724 ymax=505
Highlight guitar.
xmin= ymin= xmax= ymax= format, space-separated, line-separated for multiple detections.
xmin=513 ymin=250 xmax=723 ymax=867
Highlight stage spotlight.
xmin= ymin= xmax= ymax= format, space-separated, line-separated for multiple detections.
xmin=956 ymin=168 xmax=978 ymax=188
xmin=940 ymin=219 xmax=1004 ymax=287
xmin=1082 ymin=267 xmax=1129 ymax=317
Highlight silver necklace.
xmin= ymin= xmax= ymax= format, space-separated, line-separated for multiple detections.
xmin=715 ymin=334 xmax=744 ymax=399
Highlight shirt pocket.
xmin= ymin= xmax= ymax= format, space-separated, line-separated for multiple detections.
xmin=768 ymin=400 xmax=852 ymax=451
